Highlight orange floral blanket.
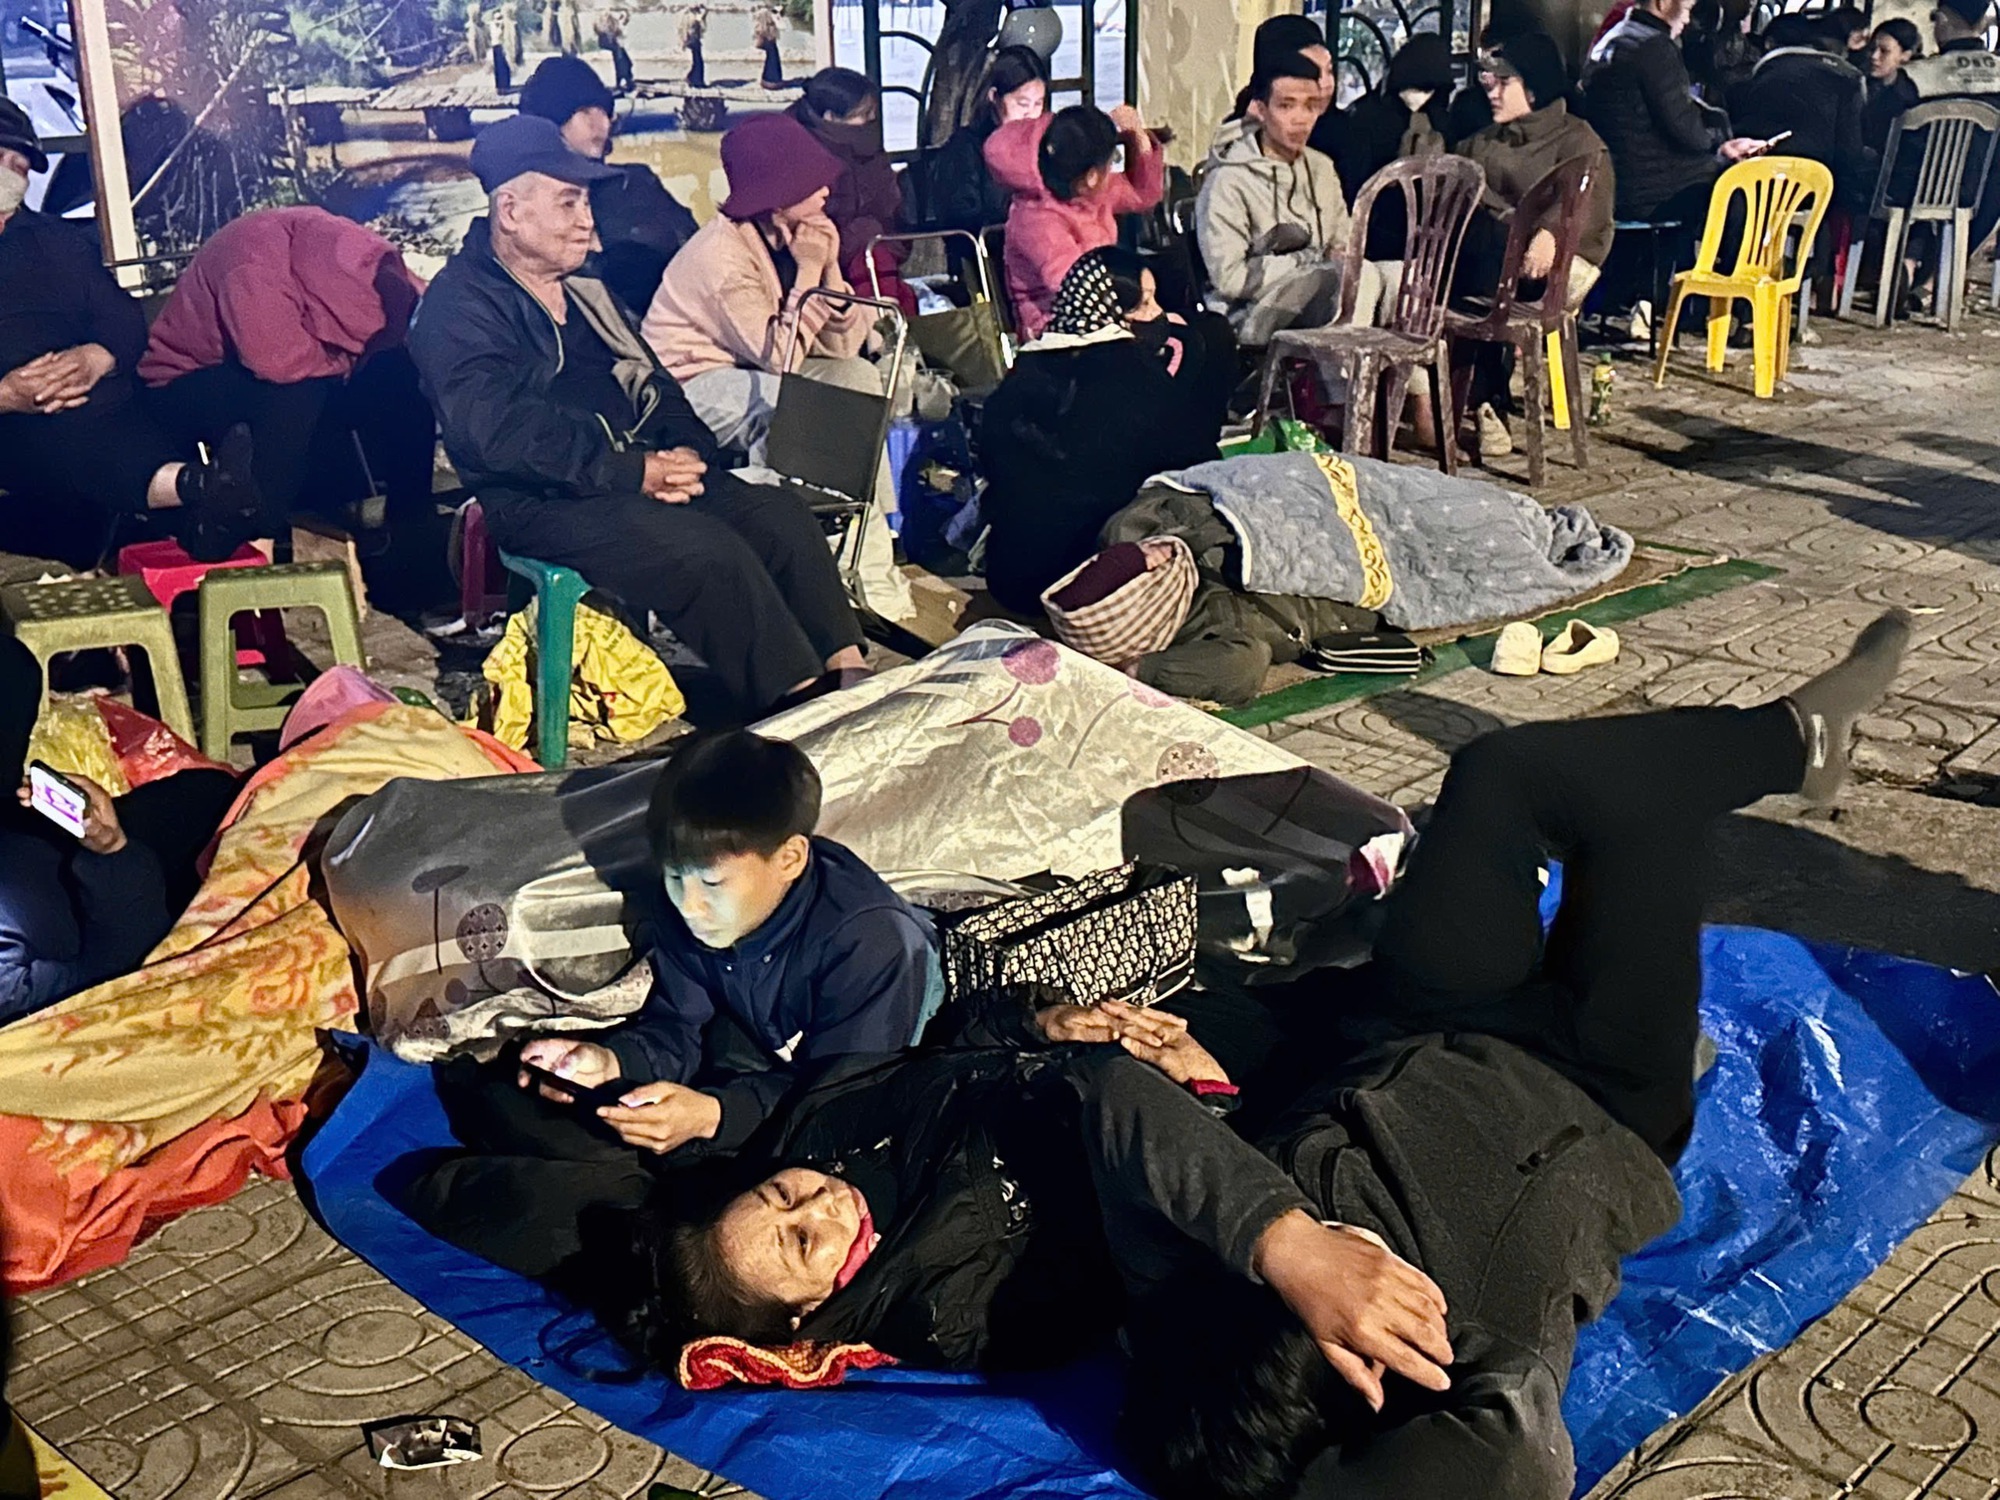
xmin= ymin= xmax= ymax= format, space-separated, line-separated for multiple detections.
xmin=0 ymin=701 xmax=534 ymax=1293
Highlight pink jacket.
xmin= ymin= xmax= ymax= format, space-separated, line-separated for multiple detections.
xmin=642 ymin=214 xmax=871 ymax=384
xmin=983 ymin=114 xmax=1165 ymax=341
xmin=139 ymin=207 xmax=422 ymax=387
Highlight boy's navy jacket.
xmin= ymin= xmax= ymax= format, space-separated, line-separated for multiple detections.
xmin=605 ymin=836 xmax=941 ymax=1147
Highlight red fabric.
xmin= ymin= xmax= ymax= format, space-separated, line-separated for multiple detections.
xmin=985 ymin=115 xmax=1165 ymax=340
xmin=0 ymin=1099 xmax=305 ymax=1293
xmin=1591 ymin=3 xmax=1634 ymax=45
xmin=678 ymin=1337 xmax=898 ymax=1391
xmin=139 ymin=207 xmax=424 ymax=387
xmin=1190 ymin=1079 xmax=1241 ymax=1097
xmin=95 ymin=696 xmax=233 ymax=788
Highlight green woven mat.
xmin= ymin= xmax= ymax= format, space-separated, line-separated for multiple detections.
xmin=1216 ymin=555 xmax=1782 ymax=729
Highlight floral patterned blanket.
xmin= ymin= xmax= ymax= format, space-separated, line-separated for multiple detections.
xmin=0 ymin=701 xmax=533 ymax=1293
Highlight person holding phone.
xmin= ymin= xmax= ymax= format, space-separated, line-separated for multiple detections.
xmin=0 ymin=636 xmax=238 ymax=1023
xmin=1727 ymin=13 xmax=1873 ymax=212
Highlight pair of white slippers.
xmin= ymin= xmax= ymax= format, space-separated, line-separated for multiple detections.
xmin=1492 ymin=619 xmax=1621 ymax=677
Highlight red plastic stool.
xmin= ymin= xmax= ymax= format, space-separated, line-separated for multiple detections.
xmin=117 ymin=538 xmax=284 ymax=667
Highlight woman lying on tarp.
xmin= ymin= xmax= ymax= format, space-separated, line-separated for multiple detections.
xmin=401 ymin=613 xmax=1909 ymax=1500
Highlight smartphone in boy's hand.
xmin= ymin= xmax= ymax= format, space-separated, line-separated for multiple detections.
xmin=518 ymin=1062 xmax=633 ymax=1113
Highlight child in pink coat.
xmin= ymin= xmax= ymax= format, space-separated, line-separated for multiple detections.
xmin=983 ymin=104 xmax=1164 ymax=341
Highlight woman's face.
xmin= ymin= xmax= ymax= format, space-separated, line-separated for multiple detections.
xmin=1871 ymin=31 xmax=1913 ymax=77
xmin=994 ymin=77 xmax=1048 ymax=123
xmin=711 ymin=1167 xmax=867 ymax=1319
xmin=771 ymin=185 xmax=833 ymax=234
xmin=1125 ymin=268 xmax=1164 ymax=323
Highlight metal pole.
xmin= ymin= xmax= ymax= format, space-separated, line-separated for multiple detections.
xmin=1123 ymin=0 xmax=1138 ymax=104
xmin=862 ymin=0 xmax=883 ymax=93
xmin=1079 ymin=0 xmax=1096 ymax=104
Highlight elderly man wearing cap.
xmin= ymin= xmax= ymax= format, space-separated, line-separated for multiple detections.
xmin=639 ymin=111 xmax=876 ymax=460
xmin=408 ymin=113 xmax=866 ymax=721
xmin=517 ymin=54 xmax=697 ymax=316
xmin=0 ymin=99 xmax=260 ymax=565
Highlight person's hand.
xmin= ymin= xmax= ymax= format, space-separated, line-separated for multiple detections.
xmin=0 ymin=356 xmax=58 ymax=415
xmin=27 ymin=343 xmax=117 ymax=410
xmin=1116 ymin=1026 xmax=1231 ymax=1088
xmin=642 ymin=446 xmax=707 ymax=504
xmin=517 ymin=1037 xmax=620 ymax=1102
xmin=1109 ymin=104 xmax=1147 ymax=138
xmin=790 ymin=214 xmax=841 ymax=281
xmin=18 ymin=772 xmax=126 ymax=853
xmin=1719 ymin=136 xmax=1768 ymax=162
xmin=1521 ymin=228 xmax=1557 ymax=280
xmin=1253 ymin=1210 xmax=1453 ymax=1412
xmin=1034 ymin=997 xmax=1188 ymax=1047
xmin=597 ymin=1081 xmax=724 ymax=1154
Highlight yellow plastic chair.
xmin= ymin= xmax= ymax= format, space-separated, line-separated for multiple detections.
xmin=1652 ymin=157 xmax=1834 ymax=399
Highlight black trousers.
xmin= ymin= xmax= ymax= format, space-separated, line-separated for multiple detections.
xmin=401 ymin=1053 xmax=656 ymax=1279
xmin=483 ymin=475 xmax=863 ymax=720
xmin=1372 ymin=702 xmax=1804 ymax=1165
xmin=0 ymin=377 xmax=185 ymax=567
xmin=148 ymin=349 xmax=438 ymax=545
xmin=115 ymin=768 xmax=240 ymax=917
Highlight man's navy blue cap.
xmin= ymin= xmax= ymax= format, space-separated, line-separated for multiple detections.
xmin=469 ymin=114 xmax=620 ymax=193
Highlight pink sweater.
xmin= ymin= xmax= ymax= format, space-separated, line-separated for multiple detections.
xmin=642 ymin=214 xmax=870 ymax=383
xmin=983 ymin=115 xmax=1165 ymax=341
xmin=139 ymin=207 xmax=421 ymax=386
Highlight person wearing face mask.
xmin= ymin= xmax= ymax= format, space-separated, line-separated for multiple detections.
xmin=518 ymin=55 xmax=698 ymax=319
xmin=642 ymin=112 xmax=879 ymax=461
xmin=1580 ymin=0 xmax=1769 ymax=225
xmin=1325 ymin=31 xmax=1455 ymax=263
xmin=977 ymin=249 xmax=1227 ymax=613
xmin=0 ymin=100 xmax=262 ymax=567
xmin=410 ymin=116 xmax=867 ymax=722
xmin=1452 ymin=33 xmax=1615 ymax=455
xmin=1196 ymin=56 xmax=1377 ymax=347
xmin=790 ymin=68 xmax=915 ymax=315
xmin=923 ymin=46 xmax=1050 ymax=238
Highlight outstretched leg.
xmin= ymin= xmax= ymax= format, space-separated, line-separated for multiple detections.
xmin=1375 ymin=611 xmax=1912 ymax=1159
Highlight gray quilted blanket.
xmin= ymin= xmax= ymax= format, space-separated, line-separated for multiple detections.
xmin=1161 ymin=451 xmax=1633 ymax=631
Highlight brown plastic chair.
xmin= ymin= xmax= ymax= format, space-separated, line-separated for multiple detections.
xmin=1251 ymin=155 xmax=1487 ymax=473
xmin=1445 ymin=155 xmax=1597 ymax=487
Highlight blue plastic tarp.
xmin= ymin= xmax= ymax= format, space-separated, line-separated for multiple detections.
xmin=300 ymin=924 xmax=2000 ymax=1499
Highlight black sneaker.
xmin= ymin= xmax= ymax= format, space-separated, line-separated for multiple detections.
xmin=176 ymin=424 xmax=264 ymax=561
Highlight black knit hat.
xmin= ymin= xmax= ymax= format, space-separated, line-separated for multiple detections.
xmin=518 ymin=55 xmax=616 ymax=127
xmin=0 ymin=97 xmax=48 ymax=174
xmin=1486 ymin=30 xmax=1571 ymax=108
xmin=1937 ymin=0 xmax=1993 ymax=28
xmin=1252 ymin=12 xmax=1328 ymax=71
xmin=1387 ymin=32 xmax=1456 ymax=93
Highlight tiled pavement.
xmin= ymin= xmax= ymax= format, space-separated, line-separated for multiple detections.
xmin=13 ymin=305 xmax=2000 ymax=1498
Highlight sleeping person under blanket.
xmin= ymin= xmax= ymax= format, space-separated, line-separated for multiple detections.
xmin=397 ymin=612 xmax=1912 ymax=1499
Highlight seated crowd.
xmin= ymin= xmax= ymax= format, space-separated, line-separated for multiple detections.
xmin=0 ymin=6 xmax=1987 ymax=1490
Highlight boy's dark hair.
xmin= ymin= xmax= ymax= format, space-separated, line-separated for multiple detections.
xmin=801 ymin=64 xmax=877 ymax=122
xmin=1875 ymin=16 xmax=1924 ymax=53
xmin=1039 ymin=104 xmax=1122 ymax=200
xmin=644 ymin=730 xmax=822 ymax=870
xmin=1251 ymin=51 xmax=1325 ymax=104
xmin=983 ymin=44 xmax=1049 ymax=118
xmin=1827 ymin=4 xmax=1868 ymax=34
xmin=1119 ymin=1271 xmax=1372 ymax=1500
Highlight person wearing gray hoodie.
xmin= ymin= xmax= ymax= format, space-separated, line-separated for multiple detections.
xmin=1196 ymin=56 xmax=1382 ymax=345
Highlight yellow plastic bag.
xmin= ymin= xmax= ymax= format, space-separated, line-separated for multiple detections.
xmin=25 ymin=695 xmax=131 ymax=796
xmin=477 ymin=600 xmax=685 ymax=752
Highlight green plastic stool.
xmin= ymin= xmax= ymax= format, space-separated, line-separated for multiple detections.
xmin=197 ymin=561 xmax=365 ymax=759
xmin=0 ymin=575 xmax=196 ymax=744
xmin=498 ymin=551 xmax=590 ymax=770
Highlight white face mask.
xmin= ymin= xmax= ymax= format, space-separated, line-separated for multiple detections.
xmin=1398 ymin=88 xmax=1435 ymax=112
xmin=0 ymin=167 xmax=28 ymax=216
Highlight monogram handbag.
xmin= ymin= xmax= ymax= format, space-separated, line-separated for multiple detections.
xmin=939 ymin=862 xmax=1198 ymax=1011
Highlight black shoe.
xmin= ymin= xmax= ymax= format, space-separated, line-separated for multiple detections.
xmin=176 ymin=423 xmax=264 ymax=562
